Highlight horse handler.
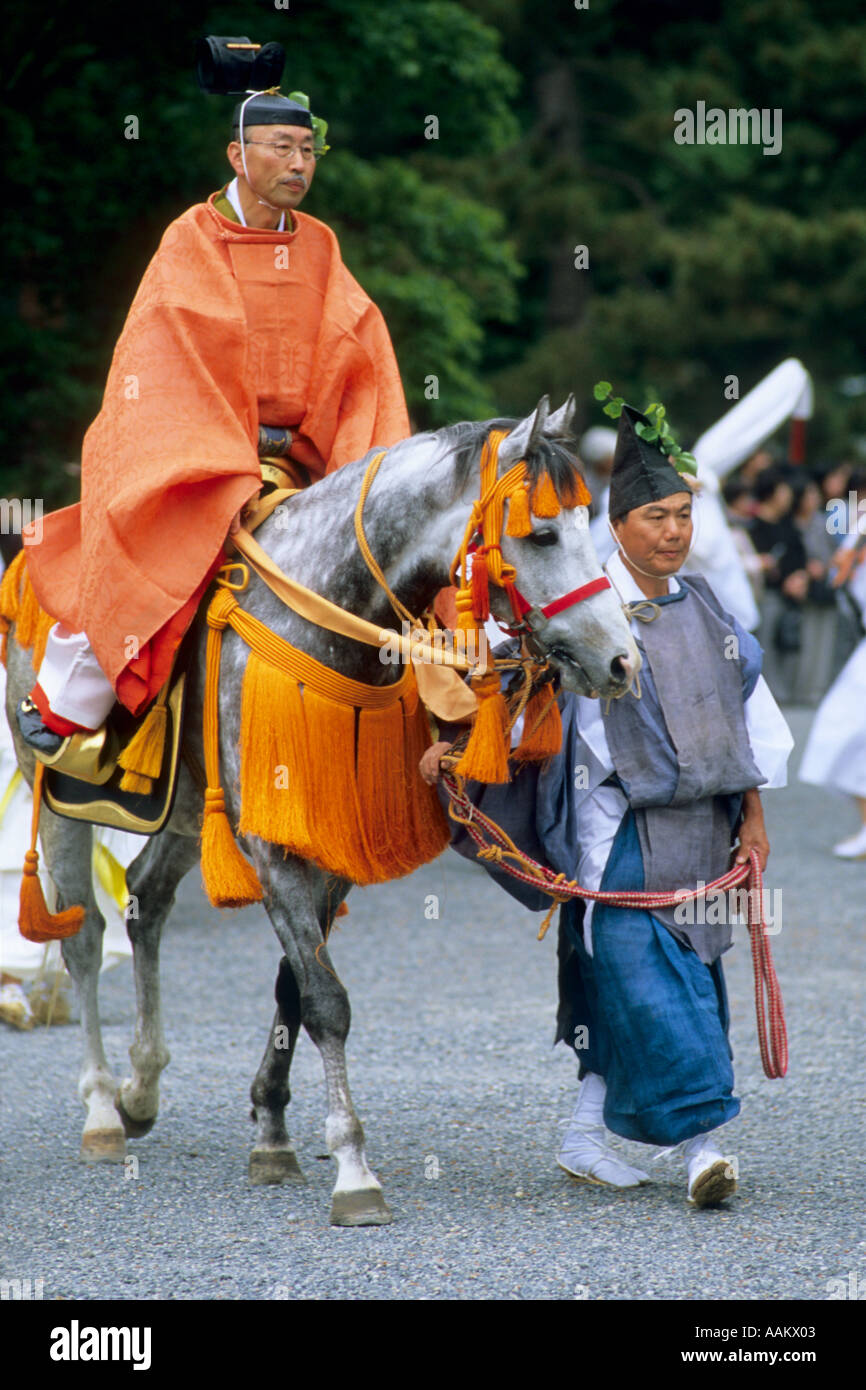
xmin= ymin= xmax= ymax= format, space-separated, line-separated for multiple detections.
xmin=17 ymin=83 xmax=409 ymax=754
xmin=423 ymin=401 xmax=793 ymax=1206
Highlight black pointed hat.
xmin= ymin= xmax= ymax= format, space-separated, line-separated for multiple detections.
xmin=608 ymin=405 xmax=694 ymax=521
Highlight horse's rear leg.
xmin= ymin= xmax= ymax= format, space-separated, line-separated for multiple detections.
xmin=116 ymin=830 xmax=200 ymax=1136
xmin=38 ymin=808 xmax=127 ymax=1163
xmin=249 ymin=956 xmax=306 ymax=1185
xmin=255 ymin=854 xmax=392 ymax=1226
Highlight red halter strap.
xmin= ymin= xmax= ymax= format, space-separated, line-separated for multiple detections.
xmin=466 ymin=537 xmax=611 ymax=625
xmin=507 ymin=574 xmax=612 ymax=621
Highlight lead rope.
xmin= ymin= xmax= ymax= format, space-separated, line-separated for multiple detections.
xmin=441 ymin=771 xmax=787 ymax=1080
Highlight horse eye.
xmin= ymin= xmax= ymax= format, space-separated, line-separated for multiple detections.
xmin=528 ymin=528 xmax=558 ymax=547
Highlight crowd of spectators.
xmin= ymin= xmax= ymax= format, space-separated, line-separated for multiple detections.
xmin=721 ymin=451 xmax=865 ymax=703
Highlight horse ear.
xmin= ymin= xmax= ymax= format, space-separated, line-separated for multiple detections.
xmin=498 ymin=396 xmax=550 ymax=469
xmin=543 ymin=393 xmax=577 ymax=441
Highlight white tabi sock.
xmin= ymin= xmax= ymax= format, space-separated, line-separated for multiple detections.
xmin=558 ymin=1072 xmax=650 ymax=1189
xmin=682 ymin=1132 xmax=737 ymax=1205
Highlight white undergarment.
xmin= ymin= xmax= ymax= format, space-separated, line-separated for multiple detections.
xmin=225 ymin=176 xmax=286 ymax=231
xmin=37 ymin=625 xmax=115 ymax=728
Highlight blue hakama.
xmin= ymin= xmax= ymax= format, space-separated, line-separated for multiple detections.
xmin=562 ymin=810 xmax=740 ymax=1147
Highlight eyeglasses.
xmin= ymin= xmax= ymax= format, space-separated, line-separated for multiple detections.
xmin=244 ymin=139 xmax=318 ymax=162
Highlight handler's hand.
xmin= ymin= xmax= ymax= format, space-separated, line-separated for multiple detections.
xmin=419 ymin=740 xmax=453 ymax=786
xmin=735 ymin=789 xmax=769 ymax=870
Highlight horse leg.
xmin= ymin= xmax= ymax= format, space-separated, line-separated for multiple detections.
xmin=37 ymin=805 xmax=127 ymax=1163
xmin=115 ymin=830 xmax=200 ymax=1137
xmin=248 ymin=956 xmax=306 ymax=1185
xmin=253 ymin=850 xmax=391 ymax=1226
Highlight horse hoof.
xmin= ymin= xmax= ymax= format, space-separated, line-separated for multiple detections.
xmin=249 ymin=1148 xmax=306 ymax=1185
xmin=116 ymin=1097 xmax=156 ymax=1138
xmin=79 ymin=1128 xmax=127 ymax=1164
xmin=330 ymin=1188 xmax=393 ymax=1227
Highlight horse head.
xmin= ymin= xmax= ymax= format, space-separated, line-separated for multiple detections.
xmin=451 ymin=396 xmax=640 ymax=698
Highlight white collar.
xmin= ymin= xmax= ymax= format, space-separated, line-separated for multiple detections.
xmin=604 ymin=548 xmax=681 ymax=606
xmin=225 ymin=177 xmax=286 ymax=232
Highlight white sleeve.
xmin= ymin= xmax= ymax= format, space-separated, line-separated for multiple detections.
xmin=574 ymin=695 xmax=615 ymax=785
xmin=745 ymin=675 xmax=794 ymax=789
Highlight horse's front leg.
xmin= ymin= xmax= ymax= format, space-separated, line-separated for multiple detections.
xmin=252 ymin=847 xmax=392 ymax=1226
xmin=116 ymin=829 xmax=200 ymax=1137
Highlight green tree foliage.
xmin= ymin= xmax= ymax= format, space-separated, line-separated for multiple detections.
xmin=4 ymin=0 xmax=866 ymax=514
xmin=463 ymin=0 xmax=866 ymax=455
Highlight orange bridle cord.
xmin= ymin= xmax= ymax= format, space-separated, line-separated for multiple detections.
xmin=448 ymin=429 xmax=527 ymax=634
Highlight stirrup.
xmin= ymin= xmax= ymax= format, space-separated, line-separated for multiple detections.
xmin=35 ymin=721 xmax=118 ymax=785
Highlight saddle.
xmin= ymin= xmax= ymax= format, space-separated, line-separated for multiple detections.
xmin=27 ymin=458 xmax=302 ymax=835
xmin=40 ymin=661 xmax=189 ymax=834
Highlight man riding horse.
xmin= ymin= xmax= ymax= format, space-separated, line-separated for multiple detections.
xmin=18 ymin=85 xmax=409 ymax=754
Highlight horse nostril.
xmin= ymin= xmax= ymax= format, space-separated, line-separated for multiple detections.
xmin=610 ymin=653 xmax=631 ymax=683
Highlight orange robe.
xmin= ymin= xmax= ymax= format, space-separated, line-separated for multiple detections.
xmin=27 ymin=193 xmax=410 ymax=715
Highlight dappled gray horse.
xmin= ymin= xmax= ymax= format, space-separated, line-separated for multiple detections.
xmin=5 ymin=396 xmax=639 ymax=1226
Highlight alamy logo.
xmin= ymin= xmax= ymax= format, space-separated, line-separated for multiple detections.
xmin=673 ymin=883 xmax=782 ymax=934
xmin=49 ymin=1321 xmax=152 ymax=1371
xmin=0 ymin=497 xmax=43 ymax=546
xmin=0 ymin=1277 xmax=43 ymax=1299
xmin=674 ymin=101 xmax=782 ymax=156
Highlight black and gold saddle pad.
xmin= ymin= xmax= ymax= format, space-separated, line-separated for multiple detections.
xmin=41 ymin=669 xmax=187 ymax=835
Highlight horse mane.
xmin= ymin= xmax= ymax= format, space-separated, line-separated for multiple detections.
xmin=431 ymin=417 xmax=586 ymax=503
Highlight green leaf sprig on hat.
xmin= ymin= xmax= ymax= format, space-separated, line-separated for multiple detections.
xmin=593 ymin=382 xmax=698 ymax=477
xmin=286 ymin=90 xmax=330 ymax=156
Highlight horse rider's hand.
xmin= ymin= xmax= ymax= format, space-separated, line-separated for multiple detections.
xmin=419 ymin=741 xmax=453 ymax=785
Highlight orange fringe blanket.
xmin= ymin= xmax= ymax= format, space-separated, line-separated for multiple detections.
xmin=200 ymin=586 xmax=451 ymax=907
xmin=0 ymin=550 xmax=58 ymax=672
xmin=0 ymin=553 xmax=86 ymax=941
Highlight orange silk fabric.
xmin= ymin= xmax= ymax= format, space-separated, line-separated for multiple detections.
xmin=27 ymin=194 xmax=410 ymax=715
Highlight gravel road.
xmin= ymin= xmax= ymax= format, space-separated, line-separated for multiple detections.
xmin=2 ymin=707 xmax=864 ymax=1301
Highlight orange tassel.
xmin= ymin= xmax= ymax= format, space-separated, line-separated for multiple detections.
xmin=303 ymin=690 xmax=377 ymax=884
xmin=0 ymin=550 xmax=26 ymax=631
xmin=238 ymin=655 xmax=315 ymax=854
xmin=335 ymin=901 xmax=349 ymax=918
xmin=470 ymin=550 xmax=490 ymax=621
xmin=455 ymin=585 xmax=477 ymax=633
xmin=506 ymin=482 xmax=532 ymax=538
xmin=357 ymin=702 xmax=415 ymax=878
xmin=201 ymin=595 xmax=264 ymax=909
xmin=401 ymin=680 xmax=451 ymax=857
xmin=19 ymin=851 xmax=85 ymax=943
xmin=561 ymin=470 xmax=592 ymax=508
xmin=201 ymin=788 xmax=264 ymax=909
xmin=0 ymin=553 xmax=59 ymax=671
xmin=18 ymin=764 xmax=85 ymax=942
xmin=513 ymin=687 xmax=563 ymax=763
xmin=206 ymin=586 xmax=449 ymax=891
xmin=456 ymin=672 xmax=510 ymax=784
xmin=118 ymin=700 xmax=168 ymax=794
xmin=531 ymin=472 xmax=561 ymax=518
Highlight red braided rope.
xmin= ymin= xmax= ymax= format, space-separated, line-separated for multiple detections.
xmin=441 ymin=772 xmax=787 ymax=1079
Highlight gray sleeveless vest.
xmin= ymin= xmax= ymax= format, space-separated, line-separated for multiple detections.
xmin=602 ymin=577 xmax=763 ymax=962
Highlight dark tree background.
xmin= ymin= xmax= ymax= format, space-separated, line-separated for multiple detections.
xmin=3 ymin=0 xmax=866 ymax=509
